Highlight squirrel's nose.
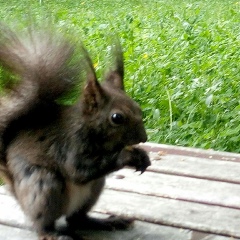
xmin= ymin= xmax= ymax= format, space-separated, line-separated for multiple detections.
xmin=134 ymin=126 xmax=148 ymax=143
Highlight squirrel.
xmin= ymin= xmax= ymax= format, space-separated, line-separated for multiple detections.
xmin=0 ymin=23 xmax=151 ymax=240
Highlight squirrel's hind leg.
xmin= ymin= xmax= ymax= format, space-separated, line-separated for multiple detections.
xmin=6 ymin=154 xmax=71 ymax=239
xmin=66 ymin=178 xmax=133 ymax=232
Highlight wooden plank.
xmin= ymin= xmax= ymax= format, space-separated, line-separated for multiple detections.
xmin=0 ymin=191 xmax=236 ymax=240
xmin=0 ymin=217 xmax=232 ymax=240
xmin=0 ymin=224 xmax=234 ymax=240
xmin=142 ymin=142 xmax=240 ymax=162
xmin=149 ymin=153 xmax=240 ymax=183
xmin=3 ymin=163 xmax=240 ymax=210
xmin=93 ymin=189 xmax=240 ymax=238
xmin=0 ymin=194 xmax=31 ymax=229
xmin=0 ymin=224 xmax=36 ymax=240
xmin=107 ymin=169 xmax=240 ymax=209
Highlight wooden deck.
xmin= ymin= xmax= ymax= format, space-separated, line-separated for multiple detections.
xmin=1 ymin=142 xmax=240 ymax=240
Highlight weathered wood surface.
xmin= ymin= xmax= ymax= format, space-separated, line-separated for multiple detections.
xmin=0 ymin=142 xmax=240 ymax=239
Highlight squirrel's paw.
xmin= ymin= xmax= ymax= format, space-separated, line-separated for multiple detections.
xmin=105 ymin=215 xmax=134 ymax=230
xmin=123 ymin=147 xmax=151 ymax=174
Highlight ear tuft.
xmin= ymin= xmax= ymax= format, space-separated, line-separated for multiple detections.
xmin=104 ymin=42 xmax=125 ymax=90
xmin=105 ymin=70 xmax=124 ymax=90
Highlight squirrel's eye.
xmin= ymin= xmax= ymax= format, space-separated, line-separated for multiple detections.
xmin=111 ymin=113 xmax=125 ymax=125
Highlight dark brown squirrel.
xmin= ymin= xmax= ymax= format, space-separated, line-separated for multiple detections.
xmin=0 ymin=23 xmax=151 ymax=240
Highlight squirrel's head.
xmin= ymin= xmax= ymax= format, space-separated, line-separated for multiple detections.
xmin=80 ymin=43 xmax=147 ymax=151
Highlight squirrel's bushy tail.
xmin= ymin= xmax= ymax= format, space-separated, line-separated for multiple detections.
xmin=0 ymin=23 xmax=84 ymax=173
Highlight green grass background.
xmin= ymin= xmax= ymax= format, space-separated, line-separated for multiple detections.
xmin=0 ymin=0 xmax=239 ymax=152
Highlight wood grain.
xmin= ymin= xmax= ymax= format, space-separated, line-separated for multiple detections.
xmin=149 ymin=152 xmax=240 ymax=183
xmin=107 ymin=169 xmax=240 ymax=209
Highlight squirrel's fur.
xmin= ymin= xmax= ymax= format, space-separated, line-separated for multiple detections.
xmin=0 ymin=23 xmax=150 ymax=240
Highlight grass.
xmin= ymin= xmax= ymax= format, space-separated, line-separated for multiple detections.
xmin=0 ymin=0 xmax=239 ymax=152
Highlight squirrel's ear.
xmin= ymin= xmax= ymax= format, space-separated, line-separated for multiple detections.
xmin=83 ymin=73 xmax=106 ymax=114
xmin=81 ymin=46 xmax=107 ymax=114
xmin=104 ymin=42 xmax=124 ymax=90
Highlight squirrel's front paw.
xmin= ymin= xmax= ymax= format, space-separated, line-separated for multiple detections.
xmin=123 ymin=147 xmax=151 ymax=174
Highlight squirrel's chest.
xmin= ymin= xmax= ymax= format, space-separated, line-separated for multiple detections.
xmin=64 ymin=181 xmax=93 ymax=216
